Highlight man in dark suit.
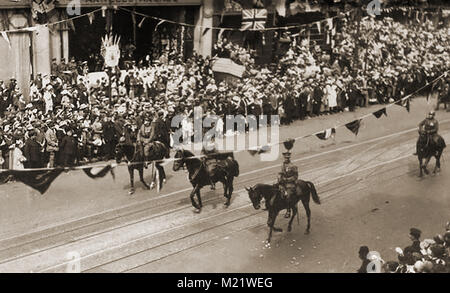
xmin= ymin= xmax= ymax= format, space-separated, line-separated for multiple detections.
xmin=102 ymin=115 xmax=117 ymax=160
xmin=149 ymin=110 xmax=170 ymax=153
xmin=24 ymin=130 xmax=43 ymax=168
xmin=60 ymin=129 xmax=78 ymax=167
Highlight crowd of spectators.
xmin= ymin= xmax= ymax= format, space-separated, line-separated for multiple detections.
xmin=358 ymin=222 xmax=450 ymax=273
xmin=0 ymin=14 xmax=449 ymax=170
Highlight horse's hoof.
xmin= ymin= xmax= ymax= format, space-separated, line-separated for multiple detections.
xmin=224 ymin=201 xmax=230 ymax=207
xmin=129 ymin=190 xmax=135 ymax=195
xmin=304 ymin=230 xmax=310 ymax=235
xmin=288 ymin=226 xmax=292 ymax=232
xmin=193 ymin=208 xmax=201 ymax=214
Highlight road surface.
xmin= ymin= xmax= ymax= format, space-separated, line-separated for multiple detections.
xmin=0 ymin=97 xmax=449 ymax=273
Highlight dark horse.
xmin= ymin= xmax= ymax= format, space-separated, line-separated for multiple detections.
xmin=246 ymin=181 xmax=321 ymax=243
xmin=115 ymin=141 xmax=169 ymax=195
xmin=417 ymin=131 xmax=446 ymax=177
xmin=172 ymin=149 xmax=239 ymax=213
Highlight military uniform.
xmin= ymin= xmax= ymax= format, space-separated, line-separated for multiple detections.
xmin=278 ymin=152 xmax=298 ymax=202
xmin=418 ymin=114 xmax=439 ymax=146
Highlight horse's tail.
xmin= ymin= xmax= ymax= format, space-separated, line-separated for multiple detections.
xmin=306 ymin=181 xmax=321 ymax=205
xmin=438 ymin=136 xmax=446 ymax=150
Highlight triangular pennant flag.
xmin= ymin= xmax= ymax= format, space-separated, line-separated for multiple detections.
xmin=154 ymin=20 xmax=165 ymax=32
xmin=248 ymin=145 xmax=271 ymax=156
xmin=87 ymin=12 xmax=95 ymax=25
xmin=316 ymin=22 xmax=321 ymax=34
xmin=83 ymin=164 xmax=115 ymax=180
xmin=275 ymin=0 xmax=286 ymax=17
xmin=395 ymin=97 xmax=410 ymax=113
xmin=1 ymin=32 xmax=11 ymax=49
xmin=4 ymin=169 xmax=64 ymax=194
xmin=345 ymin=119 xmax=362 ymax=136
xmin=68 ymin=19 xmax=76 ymax=32
xmin=218 ymin=28 xmax=225 ymax=40
xmin=138 ymin=17 xmax=146 ymax=28
xmin=202 ymin=27 xmax=210 ymax=36
xmin=316 ymin=128 xmax=336 ymax=140
xmin=372 ymin=108 xmax=387 ymax=119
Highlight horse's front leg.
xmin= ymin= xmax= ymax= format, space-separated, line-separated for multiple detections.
xmin=423 ymin=156 xmax=431 ymax=175
xmin=129 ymin=167 xmax=135 ymax=195
xmin=419 ymin=157 xmax=424 ymax=177
xmin=196 ymin=187 xmax=203 ymax=208
xmin=139 ymin=167 xmax=150 ymax=190
xmin=270 ymin=210 xmax=282 ymax=233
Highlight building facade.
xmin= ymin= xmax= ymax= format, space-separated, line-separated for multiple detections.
xmin=0 ymin=0 xmax=214 ymax=99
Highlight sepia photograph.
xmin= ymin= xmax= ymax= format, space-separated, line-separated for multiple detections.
xmin=0 ymin=0 xmax=449 ymax=279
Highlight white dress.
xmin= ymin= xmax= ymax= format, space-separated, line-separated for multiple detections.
xmin=12 ymin=147 xmax=26 ymax=170
xmin=327 ymin=85 xmax=338 ymax=108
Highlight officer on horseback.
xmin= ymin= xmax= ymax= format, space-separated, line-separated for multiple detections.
xmin=201 ymin=137 xmax=218 ymax=190
xmin=416 ymin=111 xmax=439 ymax=154
xmin=276 ymin=139 xmax=298 ymax=216
xmin=137 ymin=113 xmax=152 ymax=167
xmin=278 ymin=151 xmax=298 ymax=212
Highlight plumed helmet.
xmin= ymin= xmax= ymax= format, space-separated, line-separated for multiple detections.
xmin=283 ymin=138 xmax=295 ymax=151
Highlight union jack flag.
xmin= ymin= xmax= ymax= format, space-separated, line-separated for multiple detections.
xmin=241 ymin=9 xmax=267 ymax=31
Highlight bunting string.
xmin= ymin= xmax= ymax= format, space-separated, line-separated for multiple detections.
xmin=0 ymin=8 xmax=102 ymax=34
xmin=1 ymin=69 xmax=448 ymax=173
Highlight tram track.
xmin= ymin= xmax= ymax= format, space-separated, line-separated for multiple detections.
xmin=0 ymin=124 xmax=448 ymax=272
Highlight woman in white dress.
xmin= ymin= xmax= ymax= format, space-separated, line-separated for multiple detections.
xmin=12 ymin=140 xmax=26 ymax=170
xmin=326 ymin=79 xmax=338 ymax=113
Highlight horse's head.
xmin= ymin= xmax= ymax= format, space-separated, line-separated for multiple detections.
xmin=115 ymin=141 xmax=125 ymax=164
xmin=246 ymin=186 xmax=261 ymax=210
xmin=173 ymin=149 xmax=186 ymax=171
xmin=115 ymin=137 xmax=134 ymax=163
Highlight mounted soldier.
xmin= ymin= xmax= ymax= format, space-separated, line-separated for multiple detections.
xmin=149 ymin=109 xmax=171 ymax=157
xmin=201 ymin=137 xmax=219 ymax=190
xmin=137 ymin=113 xmax=153 ymax=167
xmin=277 ymin=139 xmax=299 ymax=218
xmin=417 ymin=111 xmax=439 ymax=151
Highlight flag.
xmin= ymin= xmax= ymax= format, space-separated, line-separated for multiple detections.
xmin=154 ymin=20 xmax=165 ymax=32
xmin=395 ymin=97 xmax=410 ymax=112
xmin=248 ymin=145 xmax=271 ymax=156
xmin=345 ymin=119 xmax=362 ymax=136
xmin=138 ymin=17 xmax=146 ymax=28
xmin=218 ymin=28 xmax=225 ymax=40
xmin=1 ymin=32 xmax=11 ymax=49
xmin=67 ymin=19 xmax=75 ymax=32
xmin=241 ymin=9 xmax=267 ymax=31
xmin=316 ymin=128 xmax=336 ymax=140
xmin=372 ymin=108 xmax=387 ymax=119
xmin=275 ymin=0 xmax=286 ymax=17
xmin=83 ymin=164 xmax=115 ymax=180
xmin=87 ymin=12 xmax=95 ymax=25
xmin=4 ymin=169 xmax=64 ymax=194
